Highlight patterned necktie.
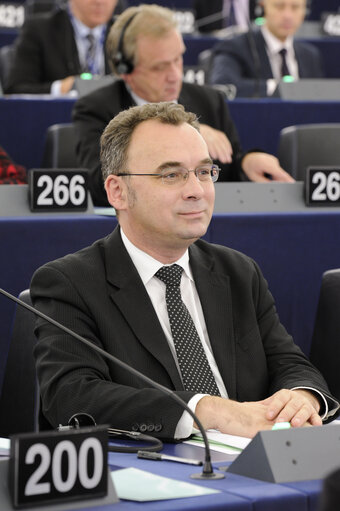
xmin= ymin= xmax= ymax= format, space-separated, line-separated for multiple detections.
xmin=155 ymin=264 xmax=220 ymax=395
xmin=85 ymin=32 xmax=96 ymax=74
xmin=279 ymin=48 xmax=291 ymax=78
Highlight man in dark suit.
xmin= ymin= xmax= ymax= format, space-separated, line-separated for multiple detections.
xmin=5 ymin=0 xmax=119 ymax=95
xmin=31 ymin=102 xmax=339 ymax=439
xmin=73 ymin=4 xmax=293 ymax=207
xmin=194 ymin=0 xmax=258 ymax=33
xmin=210 ymin=0 xmax=324 ymax=97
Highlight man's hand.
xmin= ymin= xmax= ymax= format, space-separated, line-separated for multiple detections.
xmin=60 ymin=76 xmax=76 ymax=95
xmin=195 ymin=389 xmax=322 ymax=438
xmin=261 ymin=389 xmax=322 ymax=427
xmin=199 ymin=124 xmax=233 ymax=164
xmin=241 ymin=152 xmax=295 ymax=182
xmin=195 ymin=396 xmax=275 ymax=438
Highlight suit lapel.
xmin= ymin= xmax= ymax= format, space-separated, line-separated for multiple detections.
xmin=255 ymin=31 xmax=274 ymax=79
xmin=55 ymin=10 xmax=82 ymax=75
xmin=189 ymin=243 xmax=237 ymax=399
xmin=293 ymin=43 xmax=308 ymax=78
xmin=104 ymin=228 xmax=183 ymax=390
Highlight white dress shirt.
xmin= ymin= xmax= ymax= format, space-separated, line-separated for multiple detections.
xmin=120 ymin=229 xmax=330 ymax=437
xmin=120 ymin=229 xmax=227 ymax=438
xmin=261 ymin=25 xmax=299 ymax=95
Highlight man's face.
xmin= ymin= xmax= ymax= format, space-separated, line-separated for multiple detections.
xmin=124 ymin=29 xmax=185 ymax=103
xmin=69 ymin=0 xmax=117 ymax=28
xmin=107 ymin=120 xmax=215 ymax=260
xmin=263 ymin=0 xmax=306 ymax=41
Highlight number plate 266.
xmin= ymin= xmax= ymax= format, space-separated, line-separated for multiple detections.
xmin=29 ymin=169 xmax=89 ymax=212
xmin=305 ymin=168 xmax=340 ymax=206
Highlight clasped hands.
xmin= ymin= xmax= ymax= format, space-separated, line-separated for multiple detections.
xmin=196 ymin=388 xmax=322 ymax=438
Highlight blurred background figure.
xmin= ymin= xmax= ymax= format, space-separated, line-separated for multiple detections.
xmin=209 ymin=0 xmax=324 ymax=97
xmin=5 ymin=0 xmax=124 ymax=95
xmin=0 ymin=145 xmax=26 ymax=184
xmin=72 ymin=3 xmax=293 ymax=207
xmin=194 ymin=0 xmax=261 ymax=33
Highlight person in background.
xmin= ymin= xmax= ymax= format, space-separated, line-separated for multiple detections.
xmin=5 ymin=0 xmax=120 ymax=95
xmin=31 ymin=102 xmax=339 ymax=438
xmin=72 ymin=3 xmax=293 ymax=207
xmin=0 ymin=146 xmax=26 ymax=184
xmin=194 ymin=0 xmax=259 ymax=33
xmin=209 ymin=0 xmax=324 ymax=97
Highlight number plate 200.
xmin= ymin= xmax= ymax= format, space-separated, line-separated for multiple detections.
xmin=9 ymin=426 xmax=108 ymax=508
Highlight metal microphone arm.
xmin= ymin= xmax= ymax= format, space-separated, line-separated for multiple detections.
xmin=0 ymin=287 xmax=224 ymax=480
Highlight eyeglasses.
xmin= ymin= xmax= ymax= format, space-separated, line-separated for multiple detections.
xmin=117 ymin=164 xmax=220 ymax=185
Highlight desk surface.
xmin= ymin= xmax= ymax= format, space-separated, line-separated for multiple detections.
xmin=99 ymin=443 xmax=323 ymax=510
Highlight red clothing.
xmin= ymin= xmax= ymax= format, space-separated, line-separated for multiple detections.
xmin=0 ymin=146 xmax=27 ymax=184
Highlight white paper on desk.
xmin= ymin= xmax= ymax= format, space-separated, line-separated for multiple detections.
xmin=94 ymin=207 xmax=116 ymax=216
xmin=110 ymin=467 xmax=220 ymax=501
xmin=0 ymin=438 xmax=10 ymax=456
xmin=184 ymin=429 xmax=250 ymax=455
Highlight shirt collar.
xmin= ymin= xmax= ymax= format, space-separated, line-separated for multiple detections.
xmin=71 ymin=14 xmax=106 ymax=41
xmin=120 ymin=228 xmax=192 ymax=285
xmin=261 ymin=25 xmax=294 ymax=56
xmin=127 ymin=85 xmax=178 ymax=107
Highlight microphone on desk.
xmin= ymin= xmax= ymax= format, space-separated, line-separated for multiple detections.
xmin=0 ymin=287 xmax=224 ymax=481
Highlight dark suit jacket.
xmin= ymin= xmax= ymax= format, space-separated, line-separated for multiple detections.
xmin=72 ymin=80 xmax=245 ymax=206
xmin=5 ymin=8 xmax=113 ymax=94
xmin=194 ymin=0 xmax=257 ymax=32
xmin=30 ymin=227 xmax=335 ymax=438
xmin=210 ymin=29 xmax=325 ymax=97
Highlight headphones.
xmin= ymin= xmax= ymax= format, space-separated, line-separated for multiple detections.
xmin=113 ymin=12 xmax=139 ymax=75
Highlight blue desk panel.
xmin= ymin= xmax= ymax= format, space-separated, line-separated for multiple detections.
xmin=95 ymin=445 xmax=321 ymax=511
xmin=2 ymin=97 xmax=340 ymax=172
xmin=2 ymin=210 xmax=340 ymax=393
xmin=0 ymin=214 xmax=116 ymax=390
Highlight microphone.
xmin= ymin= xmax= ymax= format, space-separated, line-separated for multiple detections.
xmin=0 ymin=287 xmax=224 ymax=481
xmin=194 ymin=10 xmax=227 ymax=30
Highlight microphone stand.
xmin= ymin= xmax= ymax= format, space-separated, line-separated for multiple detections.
xmin=0 ymin=287 xmax=224 ymax=480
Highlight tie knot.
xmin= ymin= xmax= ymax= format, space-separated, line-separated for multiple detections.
xmin=87 ymin=32 xmax=95 ymax=43
xmin=155 ymin=264 xmax=183 ymax=287
xmin=279 ymin=48 xmax=287 ymax=57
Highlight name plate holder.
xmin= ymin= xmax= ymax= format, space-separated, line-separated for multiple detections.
xmin=0 ymin=426 xmax=118 ymax=510
xmin=305 ymin=167 xmax=340 ymax=206
xmin=224 ymin=424 xmax=340 ymax=483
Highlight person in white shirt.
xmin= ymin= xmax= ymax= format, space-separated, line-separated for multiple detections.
xmin=209 ymin=0 xmax=324 ymax=97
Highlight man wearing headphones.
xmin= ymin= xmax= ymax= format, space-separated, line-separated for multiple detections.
xmin=5 ymin=0 xmax=121 ymax=95
xmin=72 ymin=4 xmax=293 ymax=207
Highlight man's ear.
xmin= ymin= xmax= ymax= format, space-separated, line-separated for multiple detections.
xmin=104 ymin=174 xmax=127 ymax=211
